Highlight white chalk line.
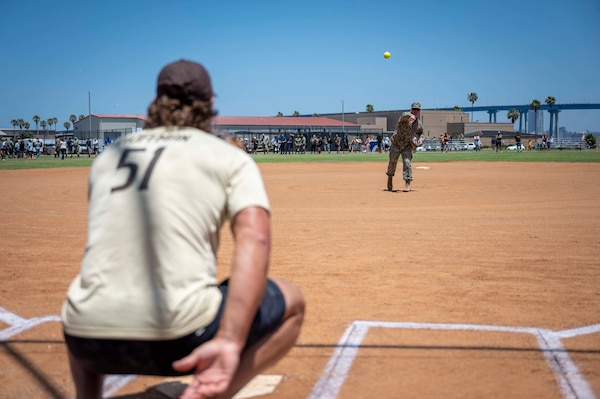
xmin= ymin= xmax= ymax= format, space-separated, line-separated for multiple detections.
xmin=0 ymin=306 xmax=137 ymax=398
xmin=308 ymin=321 xmax=599 ymax=399
xmin=2 ymin=307 xmax=598 ymax=399
xmin=0 ymin=306 xmax=62 ymax=341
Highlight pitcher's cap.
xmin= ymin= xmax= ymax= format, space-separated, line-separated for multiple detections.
xmin=411 ymin=102 xmax=421 ymax=110
xmin=157 ymin=59 xmax=213 ymax=103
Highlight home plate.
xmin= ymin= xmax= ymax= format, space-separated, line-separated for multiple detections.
xmin=154 ymin=375 xmax=283 ymax=398
xmin=416 ymin=166 xmax=430 ymax=169
xmin=234 ymin=375 xmax=283 ymax=399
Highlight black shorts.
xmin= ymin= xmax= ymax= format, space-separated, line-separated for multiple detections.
xmin=64 ymin=279 xmax=285 ymax=376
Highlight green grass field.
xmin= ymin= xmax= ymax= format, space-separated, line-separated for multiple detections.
xmin=1 ymin=149 xmax=599 ymax=170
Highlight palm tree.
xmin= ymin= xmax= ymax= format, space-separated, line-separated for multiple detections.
xmin=64 ymin=121 xmax=71 ymax=131
xmin=293 ymin=111 xmax=300 ymax=117
xmin=530 ymin=99 xmax=541 ymax=134
xmin=453 ymin=106 xmax=461 ymax=111
xmin=33 ymin=115 xmax=40 ymax=138
xmin=276 ymin=112 xmax=283 ymax=117
xmin=78 ymin=114 xmax=85 ymax=121
xmin=507 ymin=109 xmax=519 ymax=124
xmin=11 ymin=119 xmax=18 ymax=136
xmin=468 ymin=92 xmax=478 ymax=122
xmin=47 ymin=118 xmax=54 ymax=134
xmin=52 ymin=117 xmax=58 ymax=134
xmin=312 ymin=113 xmax=319 ymax=118
xmin=366 ymin=104 xmax=374 ymax=113
xmin=40 ymin=120 xmax=47 ymax=141
xmin=70 ymin=114 xmax=77 ymax=128
xmin=545 ymin=96 xmax=556 ymax=136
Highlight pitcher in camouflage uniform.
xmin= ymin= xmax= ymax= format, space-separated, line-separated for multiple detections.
xmin=386 ymin=102 xmax=423 ymax=192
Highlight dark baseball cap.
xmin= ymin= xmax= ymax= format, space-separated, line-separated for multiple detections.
xmin=156 ymin=59 xmax=214 ymax=103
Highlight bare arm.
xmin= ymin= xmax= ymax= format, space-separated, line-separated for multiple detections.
xmin=173 ymin=206 xmax=270 ymax=399
xmin=218 ymin=206 xmax=270 ymax=348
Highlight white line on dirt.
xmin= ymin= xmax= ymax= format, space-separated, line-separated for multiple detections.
xmin=309 ymin=321 xmax=598 ymax=399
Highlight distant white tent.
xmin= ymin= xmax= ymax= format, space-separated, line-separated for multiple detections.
xmin=0 ymin=130 xmax=7 ymax=136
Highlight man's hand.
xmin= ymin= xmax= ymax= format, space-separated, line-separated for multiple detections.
xmin=172 ymin=338 xmax=241 ymax=399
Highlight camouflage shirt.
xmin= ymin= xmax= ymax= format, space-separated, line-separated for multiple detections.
xmin=390 ymin=111 xmax=423 ymax=151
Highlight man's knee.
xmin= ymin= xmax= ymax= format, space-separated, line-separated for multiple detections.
xmin=272 ymin=278 xmax=305 ymax=321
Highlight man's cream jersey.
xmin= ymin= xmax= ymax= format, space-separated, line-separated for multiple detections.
xmin=62 ymin=127 xmax=270 ymax=340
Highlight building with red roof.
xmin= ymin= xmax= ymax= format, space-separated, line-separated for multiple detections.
xmin=70 ymin=114 xmax=362 ymax=143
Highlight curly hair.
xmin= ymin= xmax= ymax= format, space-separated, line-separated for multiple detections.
xmin=144 ymin=95 xmax=216 ymax=132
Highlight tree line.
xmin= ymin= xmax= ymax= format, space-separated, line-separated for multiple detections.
xmin=9 ymin=114 xmax=86 ymax=138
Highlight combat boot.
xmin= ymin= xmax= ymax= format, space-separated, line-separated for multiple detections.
xmin=404 ymin=181 xmax=411 ymax=192
xmin=387 ymin=175 xmax=393 ymax=191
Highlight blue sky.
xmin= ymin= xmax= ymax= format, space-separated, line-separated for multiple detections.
xmin=1 ymin=0 xmax=599 ymax=133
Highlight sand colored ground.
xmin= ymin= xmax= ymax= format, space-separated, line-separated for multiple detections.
xmin=1 ymin=161 xmax=599 ymax=398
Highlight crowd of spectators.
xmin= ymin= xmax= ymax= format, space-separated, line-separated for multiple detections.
xmin=238 ymin=132 xmax=390 ymax=155
xmin=0 ymin=136 xmax=111 ymax=160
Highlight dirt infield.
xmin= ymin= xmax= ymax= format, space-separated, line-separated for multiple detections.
xmin=1 ymin=161 xmax=599 ymax=398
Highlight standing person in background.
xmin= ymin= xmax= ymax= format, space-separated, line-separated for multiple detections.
xmin=270 ymin=136 xmax=278 ymax=154
xmin=364 ymin=135 xmax=370 ymax=153
xmin=67 ymin=136 xmax=74 ymax=157
xmin=441 ymin=133 xmax=449 ymax=153
xmin=385 ymin=102 xmax=423 ymax=192
xmin=300 ymin=133 xmax=307 ymax=153
xmin=73 ymin=137 xmax=80 ymax=157
xmin=55 ymin=137 xmax=61 ymax=158
xmin=34 ymin=138 xmax=42 ymax=159
xmin=474 ymin=133 xmax=481 ymax=152
xmin=294 ymin=133 xmax=303 ymax=154
xmin=14 ymin=139 xmax=21 ymax=159
xmin=286 ymin=133 xmax=294 ymax=154
xmin=59 ymin=138 xmax=67 ymax=160
xmin=541 ymin=133 xmax=548 ymax=150
xmin=278 ymin=133 xmax=287 ymax=155
xmin=376 ymin=133 xmax=383 ymax=153
xmin=27 ymin=139 xmax=35 ymax=159
xmin=0 ymin=139 xmax=7 ymax=160
xmin=514 ymin=132 xmax=522 ymax=152
xmin=261 ymin=134 xmax=270 ymax=154
xmin=495 ymin=131 xmax=503 ymax=152
xmin=62 ymin=59 xmax=305 ymax=399
xmin=85 ymin=138 xmax=92 ymax=157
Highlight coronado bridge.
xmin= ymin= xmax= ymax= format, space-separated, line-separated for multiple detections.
xmin=436 ymin=103 xmax=600 ymax=135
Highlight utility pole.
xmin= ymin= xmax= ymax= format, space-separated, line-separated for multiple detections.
xmin=341 ymin=100 xmax=344 ymax=134
xmin=88 ymin=90 xmax=92 ymax=139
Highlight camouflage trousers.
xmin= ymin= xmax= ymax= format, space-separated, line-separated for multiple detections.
xmin=386 ymin=145 xmax=414 ymax=182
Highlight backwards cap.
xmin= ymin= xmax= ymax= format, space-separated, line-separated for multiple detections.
xmin=156 ymin=59 xmax=214 ymax=104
